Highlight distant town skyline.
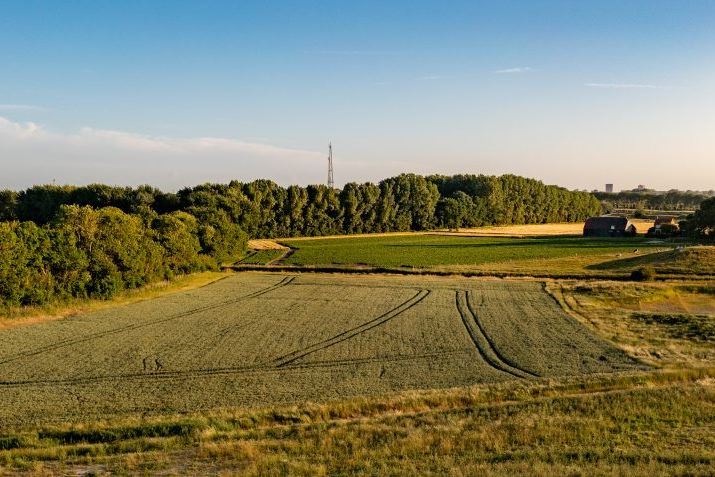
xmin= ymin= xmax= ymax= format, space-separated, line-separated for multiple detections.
xmin=1 ymin=1 xmax=714 ymax=191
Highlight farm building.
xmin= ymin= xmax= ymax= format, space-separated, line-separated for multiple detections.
xmin=647 ymin=216 xmax=680 ymax=237
xmin=583 ymin=216 xmax=637 ymax=237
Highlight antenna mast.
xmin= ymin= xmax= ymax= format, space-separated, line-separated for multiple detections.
xmin=327 ymin=141 xmax=334 ymax=188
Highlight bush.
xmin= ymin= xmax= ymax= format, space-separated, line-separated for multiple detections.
xmin=0 ymin=206 xmax=246 ymax=309
xmin=631 ymin=266 xmax=657 ymax=281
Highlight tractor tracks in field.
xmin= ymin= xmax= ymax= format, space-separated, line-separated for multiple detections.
xmin=272 ymin=289 xmax=431 ymax=367
xmin=0 ymin=276 xmax=297 ymax=367
xmin=0 ymin=287 xmax=438 ymax=389
xmin=0 ymin=349 xmax=468 ymax=389
xmin=455 ymin=290 xmax=539 ymax=379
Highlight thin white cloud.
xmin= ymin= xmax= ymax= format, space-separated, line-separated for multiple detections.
xmin=585 ymin=83 xmax=658 ymax=89
xmin=0 ymin=116 xmax=324 ymax=189
xmin=493 ymin=67 xmax=533 ymax=74
xmin=417 ymin=75 xmax=448 ymax=81
xmin=0 ymin=104 xmax=46 ymax=112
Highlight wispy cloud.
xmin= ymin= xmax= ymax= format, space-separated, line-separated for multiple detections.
xmin=0 ymin=116 xmax=324 ymax=189
xmin=585 ymin=83 xmax=658 ymax=89
xmin=0 ymin=104 xmax=47 ymax=112
xmin=493 ymin=67 xmax=533 ymax=74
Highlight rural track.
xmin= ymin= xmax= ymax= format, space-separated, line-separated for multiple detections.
xmin=0 ymin=276 xmax=297 ymax=367
xmin=0 ymin=349 xmax=469 ymax=389
xmin=271 ymin=289 xmax=431 ymax=367
xmin=455 ymin=290 xmax=538 ymax=379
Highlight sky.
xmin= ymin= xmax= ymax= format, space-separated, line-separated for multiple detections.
xmin=1 ymin=0 xmax=714 ymax=192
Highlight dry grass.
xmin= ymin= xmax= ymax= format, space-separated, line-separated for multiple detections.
xmin=279 ymin=220 xmax=656 ymax=242
xmin=247 ymin=239 xmax=289 ymax=250
xmin=439 ymin=222 xmax=586 ymax=236
xmin=1 ymin=368 xmax=713 ymax=475
xmin=444 ymin=219 xmax=655 ymax=237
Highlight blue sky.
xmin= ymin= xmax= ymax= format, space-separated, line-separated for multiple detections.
xmin=1 ymin=0 xmax=714 ymax=191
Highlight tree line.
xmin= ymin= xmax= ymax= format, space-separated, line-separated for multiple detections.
xmin=1 ymin=173 xmax=602 ymax=309
xmin=1 ymin=173 xmax=601 ymax=236
xmin=593 ymin=189 xmax=713 ymax=212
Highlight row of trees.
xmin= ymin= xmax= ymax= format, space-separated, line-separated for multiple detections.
xmin=594 ymin=189 xmax=713 ymax=212
xmin=1 ymin=173 xmax=602 ymax=308
xmin=0 ymin=206 xmax=247 ymax=308
xmin=0 ymin=174 xmax=602 ymax=237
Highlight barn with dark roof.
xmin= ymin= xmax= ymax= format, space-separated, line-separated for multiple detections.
xmin=583 ymin=216 xmax=637 ymax=237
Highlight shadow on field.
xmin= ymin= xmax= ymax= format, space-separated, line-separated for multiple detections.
xmin=587 ymin=250 xmax=673 ymax=270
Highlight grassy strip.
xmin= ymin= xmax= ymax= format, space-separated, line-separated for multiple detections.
xmin=226 ymin=263 xmax=712 ymax=282
xmin=1 ymin=368 xmax=713 ymax=474
xmin=0 ymin=271 xmax=232 ymax=329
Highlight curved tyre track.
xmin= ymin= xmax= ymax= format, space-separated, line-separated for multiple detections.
xmin=0 ymin=349 xmax=468 ymax=389
xmin=0 ymin=276 xmax=296 ymax=367
xmin=272 ymin=289 xmax=431 ymax=367
xmin=455 ymin=290 xmax=538 ymax=379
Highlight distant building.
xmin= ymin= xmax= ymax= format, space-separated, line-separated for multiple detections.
xmin=605 ymin=183 xmax=614 ymax=193
xmin=583 ymin=216 xmax=637 ymax=237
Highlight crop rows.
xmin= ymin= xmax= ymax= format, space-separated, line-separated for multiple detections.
xmin=0 ymin=273 xmax=644 ymax=427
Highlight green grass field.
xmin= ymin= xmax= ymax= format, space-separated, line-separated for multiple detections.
xmin=279 ymin=235 xmax=675 ymax=276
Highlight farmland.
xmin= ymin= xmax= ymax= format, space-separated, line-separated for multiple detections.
xmin=0 ymin=272 xmax=644 ymax=427
xmin=278 ymin=235 xmax=677 ymax=277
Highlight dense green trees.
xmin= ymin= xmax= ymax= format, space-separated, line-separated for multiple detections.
xmin=428 ymin=174 xmax=601 ymax=227
xmin=0 ymin=174 xmax=601 ymax=240
xmin=681 ymin=197 xmax=715 ymax=238
xmin=1 ymin=172 xmax=604 ymax=308
xmin=0 ymin=206 xmax=247 ymax=308
xmin=0 ymin=173 xmax=601 ymax=238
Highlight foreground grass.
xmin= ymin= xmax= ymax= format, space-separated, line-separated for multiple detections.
xmin=0 ymin=271 xmax=231 ymax=330
xmin=1 ymin=368 xmax=713 ymax=475
xmin=280 ymin=235 xmax=674 ymax=277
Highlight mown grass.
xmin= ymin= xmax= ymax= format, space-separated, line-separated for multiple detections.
xmin=1 ymin=368 xmax=713 ymax=475
xmin=280 ymin=235 xmax=674 ymax=277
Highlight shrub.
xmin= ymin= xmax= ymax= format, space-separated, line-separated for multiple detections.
xmin=631 ymin=266 xmax=657 ymax=281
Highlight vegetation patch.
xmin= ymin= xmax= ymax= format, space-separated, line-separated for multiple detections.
xmin=589 ymin=246 xmax=715 ymax=276
xmin=632 ymin=312 xmax=715 ymax=341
